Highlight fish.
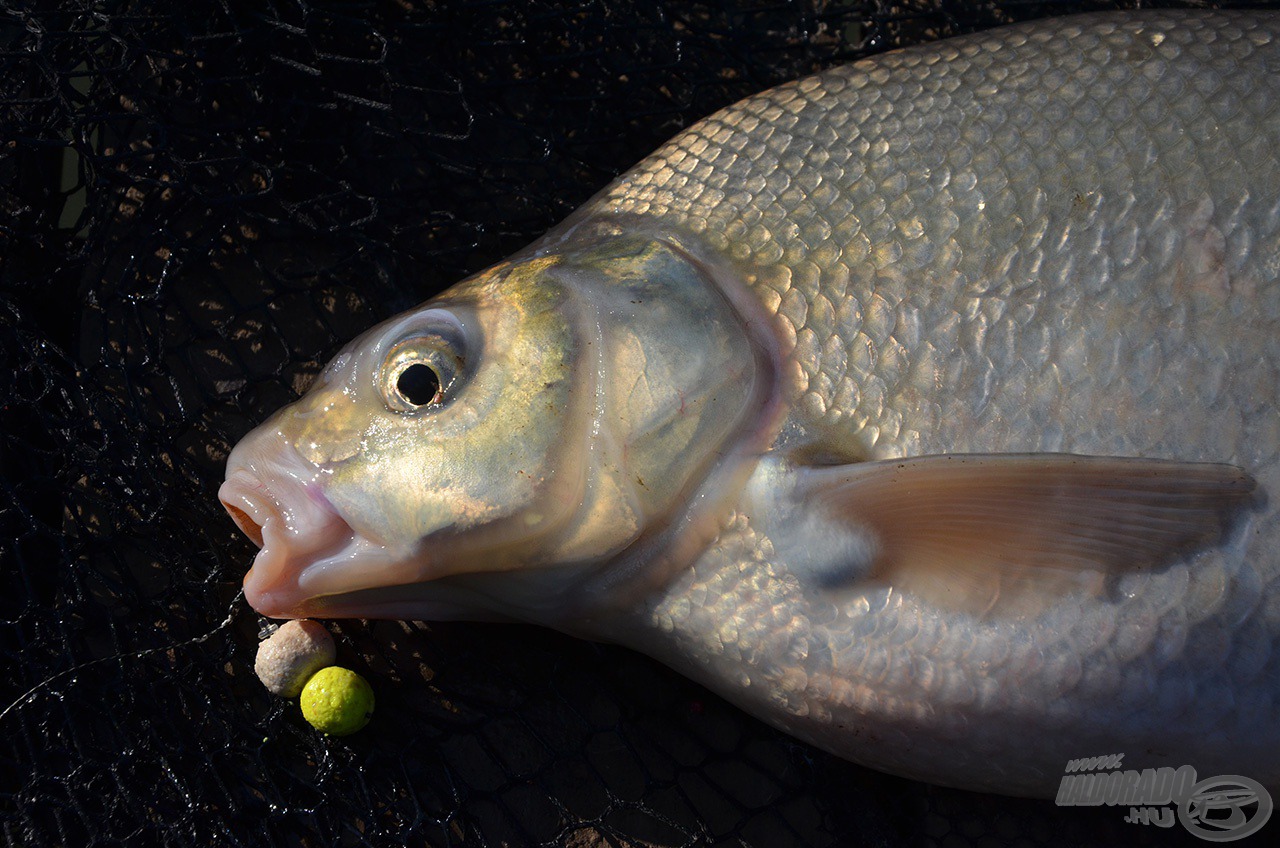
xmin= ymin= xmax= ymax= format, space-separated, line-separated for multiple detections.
xmin=220 ymin=10 xmax=1280 ymax=798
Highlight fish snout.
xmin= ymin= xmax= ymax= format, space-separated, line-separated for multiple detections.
xmin=220 ymin=442 xmax=354 ymax=618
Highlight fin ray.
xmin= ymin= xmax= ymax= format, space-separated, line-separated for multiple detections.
xmin=795 ymin=453 xmax=1257 ymax=618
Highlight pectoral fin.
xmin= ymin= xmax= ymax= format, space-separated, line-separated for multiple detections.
xmin=794 ymin=453 xmax=1258 ymax=619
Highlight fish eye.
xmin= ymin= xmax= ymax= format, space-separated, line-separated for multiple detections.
xmin=396 ymin=363 xmax=441 ymax=406
xmin=379 ymin=334 xmax=463 ymax=413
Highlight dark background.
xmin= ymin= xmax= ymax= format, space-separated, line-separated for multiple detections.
xmin=1 ymin=1 xmax=1272 ymax=846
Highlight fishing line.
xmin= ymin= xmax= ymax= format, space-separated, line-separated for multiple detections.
xmin=0 ymin=589 xmax=246 ymax=724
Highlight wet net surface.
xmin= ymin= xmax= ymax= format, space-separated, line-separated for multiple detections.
xmin=0 ymin=1 xmax=1265 ymax=846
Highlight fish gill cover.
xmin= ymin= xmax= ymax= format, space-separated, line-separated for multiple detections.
xmin=0 ymin=1 xmax=1257 ymax=846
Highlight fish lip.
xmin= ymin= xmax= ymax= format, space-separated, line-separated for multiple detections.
xmin=219 ymin=471 xmax=269 ymax=548
xmin=220 ymin=461 xmax=358 ymax=619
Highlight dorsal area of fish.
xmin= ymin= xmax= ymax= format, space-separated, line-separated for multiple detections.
xmin=581 ymin=10 xmax=1280 ymax=469
xmin=565 ymin=11 xmax=1280 ymax=796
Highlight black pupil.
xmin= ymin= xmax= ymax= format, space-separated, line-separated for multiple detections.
xmin=397 ymin=363 xmax=441 ymax=406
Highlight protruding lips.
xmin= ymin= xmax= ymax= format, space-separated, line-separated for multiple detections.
xmin=219 ymin=467 xmax=340 ymax=616
xmin=215 ymin=398 xmax=429 ymax=623
xmin=221 ymin=429 xmax=437 ymax=618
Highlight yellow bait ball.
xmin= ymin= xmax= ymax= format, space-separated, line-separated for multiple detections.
xmin=299 ymin=667 xmax=374 ymax=736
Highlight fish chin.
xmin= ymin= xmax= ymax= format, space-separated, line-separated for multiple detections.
xmin=293 ymin=579 xmax=530 ymax=622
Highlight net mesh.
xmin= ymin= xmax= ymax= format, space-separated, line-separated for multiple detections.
xmin=0 ymin=1 xmax=1253 ymax=845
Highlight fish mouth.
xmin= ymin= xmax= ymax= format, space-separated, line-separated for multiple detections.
xmin=220 ymin=466 xmax=492 ymax=620
xmin=219 ymin=447 xmax=369 ymax=618
xmin=222 ymin=497 xmax=265 ymax=547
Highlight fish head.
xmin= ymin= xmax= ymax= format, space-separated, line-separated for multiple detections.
xmin=220 ymin=235 xmax=780 ymax=622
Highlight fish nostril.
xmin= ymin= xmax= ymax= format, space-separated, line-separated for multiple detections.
xmin=223 ymin=500 xmax=265 ymax=547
